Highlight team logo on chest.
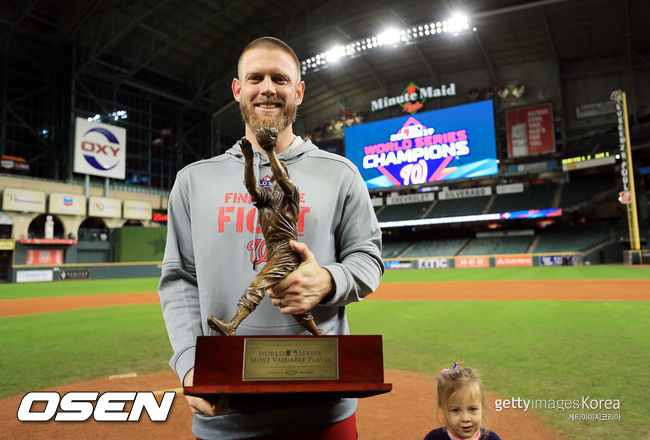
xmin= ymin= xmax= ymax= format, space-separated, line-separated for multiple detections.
xmin=258 ymin=175 xmax=272 ymax=189
xmin=247 ymin=239 xmax=267 ymax=265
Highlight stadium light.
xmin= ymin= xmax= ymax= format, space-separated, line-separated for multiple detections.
xmin=300 ymin=14 xmax=474 ymax=74
xmin=87 ymin=110 xmax=128 ymax=123
xmin=377 ymin=28 xmax=401 ymax=46
xmin=325 ymin=45 xmax=346 ymax=63
xmin=447 ymin=13 xmax=469 ymax=34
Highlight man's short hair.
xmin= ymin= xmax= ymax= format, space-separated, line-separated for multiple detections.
xmin=238 ymin=36 xmax=301 ymax=82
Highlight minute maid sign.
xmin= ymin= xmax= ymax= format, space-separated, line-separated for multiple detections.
xmin=74 ymin=118 xmax=126 ymax=179
xmin=371 ymin=82 xmax=456 ymax=114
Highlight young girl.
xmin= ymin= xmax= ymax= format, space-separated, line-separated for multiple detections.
xmin=424 ymin=365 xmax=502 ymax=440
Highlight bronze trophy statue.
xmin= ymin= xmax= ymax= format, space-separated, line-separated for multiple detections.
xmin=208 ymin=127 xmax=323 ymax=336
xmin=187 ymin=127 xmax=390 ymax=400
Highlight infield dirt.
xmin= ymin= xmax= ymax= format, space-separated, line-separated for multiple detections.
xmin=1 ymin=278 xmax=648 ymax=318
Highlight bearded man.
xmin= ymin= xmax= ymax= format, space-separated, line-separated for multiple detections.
xmin=159 ymin=36 xmax=383 ymax=439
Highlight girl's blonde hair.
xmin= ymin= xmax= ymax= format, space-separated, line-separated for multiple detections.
xmin=436 ymin=366 xmax=491 ymax=437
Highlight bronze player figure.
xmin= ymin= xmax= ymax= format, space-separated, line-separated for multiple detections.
xmin=208 ymin=127 xmax=323 ymax=336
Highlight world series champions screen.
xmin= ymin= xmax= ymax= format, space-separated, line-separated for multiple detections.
xmin=344 ymin=100 xmax=498 ymax=189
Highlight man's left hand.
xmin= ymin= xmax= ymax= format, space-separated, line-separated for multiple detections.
xmin=267 ymin=240 xmax=334 ymax=314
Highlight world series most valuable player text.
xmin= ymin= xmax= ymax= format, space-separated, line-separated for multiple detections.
xmin=242 ymin=338 xmax=338 ymax=381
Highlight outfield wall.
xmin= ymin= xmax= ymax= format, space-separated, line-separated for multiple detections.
xmin=3 ymin=226 xmax=167 ymax=282
xmin=8 ymin=252 xmax=584 ymax=282
xmin=113 ymin=227 xmax=166 ymax=262
xmin=10 ymin=261 xmax=161 ymax=283
xmin=624 ymin=248 xmax=650 ymax=264
xmin=8 ymin=248 xmax=642 ymax=282
xmin=384 ymin=252 xmax=583 ymax=270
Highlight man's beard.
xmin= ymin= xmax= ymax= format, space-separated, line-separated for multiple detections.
xmin=240 ymin=98 xmax=297 ymax=134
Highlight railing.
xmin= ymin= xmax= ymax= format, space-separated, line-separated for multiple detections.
xmin=0 ymin=172 xmax=170 ymax=198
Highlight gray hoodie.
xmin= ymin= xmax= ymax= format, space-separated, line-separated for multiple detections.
xmin=159 ymin=136 xmax=383 ymax=439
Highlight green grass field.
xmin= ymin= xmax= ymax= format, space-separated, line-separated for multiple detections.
xmin=348 ymin=300 xmax=649 ymax=439
xmin=380 ymin=265 xmax=650 ymax=282
xmin=0 ymin=277 xmax=159 ymax=299
xmin=1 ymin=266 xmax=648 ymax=439
xmin=0 ymin=305 xmax=171 ymax=397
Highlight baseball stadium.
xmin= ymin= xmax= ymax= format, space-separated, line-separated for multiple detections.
xmin=1 ymin=1 xmax=649 ymax=439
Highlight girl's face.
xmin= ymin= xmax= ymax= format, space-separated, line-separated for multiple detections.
xmin=443 ymin=386 xmax=483 ymax=439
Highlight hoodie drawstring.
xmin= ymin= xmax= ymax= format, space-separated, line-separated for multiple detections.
xmin=252 ymin=152 xmax=261 ymax=271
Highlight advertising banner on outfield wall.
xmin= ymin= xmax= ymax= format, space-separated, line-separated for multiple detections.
xmin=60 ymin=269 xmax=91 ymax=280
xmin=495 ymin=255 xmax=533 ymax=267
xmin=49 ymin=193 xmax=86 ymax=216
xmin=16 ymin=270 xmax=54 ymax=283
xmin=88 ymin=197 xmax=121 ymax=218
xmin=74 ymin=118 xmax=126 ymax=180
xmin=506 ymin=103 xmax=555 ymax=158
xmin=540 ymin=255 xmax=575 ymax=266
xmin=384 ymin=260 xmax=413 ymax=270
xmin=455 ymin=256 xmax=489 ymax=268
xmin=418 ymin=258 xmax=451 ymax=269
xmin=2 ymin=188 xmax=46 ymax=213
xmin=123 ymin=200 xmax=152 ymax=220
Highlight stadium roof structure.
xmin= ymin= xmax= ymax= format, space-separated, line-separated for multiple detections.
xmin=2 ymin=0 xmax=650 ymax=148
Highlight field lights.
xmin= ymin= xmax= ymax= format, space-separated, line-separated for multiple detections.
xmin=301 ymin=13 xmax=473 ymax=74
xmin=447 ymin=13 xmax=469 ymax=34
xmin=87 ymin=110 xmax=128 ymax=123
xmin=325 ymin=45 xmax=346 ymax=63
xmin=377 ymin=28 xmax=401 ymax=46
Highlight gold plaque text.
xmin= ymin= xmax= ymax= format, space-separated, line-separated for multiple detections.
xmin=242 ymin=338 xmax=338 ymax=381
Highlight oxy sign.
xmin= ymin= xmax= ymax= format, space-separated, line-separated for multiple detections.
xmin=74 ymin=118 xmax=126 ymax=179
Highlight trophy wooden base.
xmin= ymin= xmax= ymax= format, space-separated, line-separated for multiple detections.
xmin=184 ymin=335 xmax=392 ymax=399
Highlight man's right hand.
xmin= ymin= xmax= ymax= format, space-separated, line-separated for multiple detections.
xmin=241 ymin=138 xmax=254 ymax=161
xmin=183 ymin=368 xmax=228 ymax=416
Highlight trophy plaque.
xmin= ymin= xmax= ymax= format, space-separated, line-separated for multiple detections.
xmin=184 ymin=335 xmax=392 ymax=399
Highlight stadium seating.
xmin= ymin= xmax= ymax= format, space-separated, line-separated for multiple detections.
xmin=426 ymin=196 xmax=491 ymax=218
xmin=376 ymin=202 xmax=433 ymax=222
xmin=400 ymin=238 xmax=469 ymax=258
xmin=460 ymin=235 xmax=534 ymax=255
xmin=488 ymin=182 xmax=557 ymax=213
xmin=614 ymin=219 xmax=631 ymax=240
xmin=533 ymin=222 xmax=610 ymax=252
xmin=381 ymin=240 xmax=413 ymax=258
xmin=559 ymin=174 xmax=617 ymax=207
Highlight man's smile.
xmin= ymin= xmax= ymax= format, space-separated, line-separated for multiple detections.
xmin=254 ymin=101 xmax=283 ymax=112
